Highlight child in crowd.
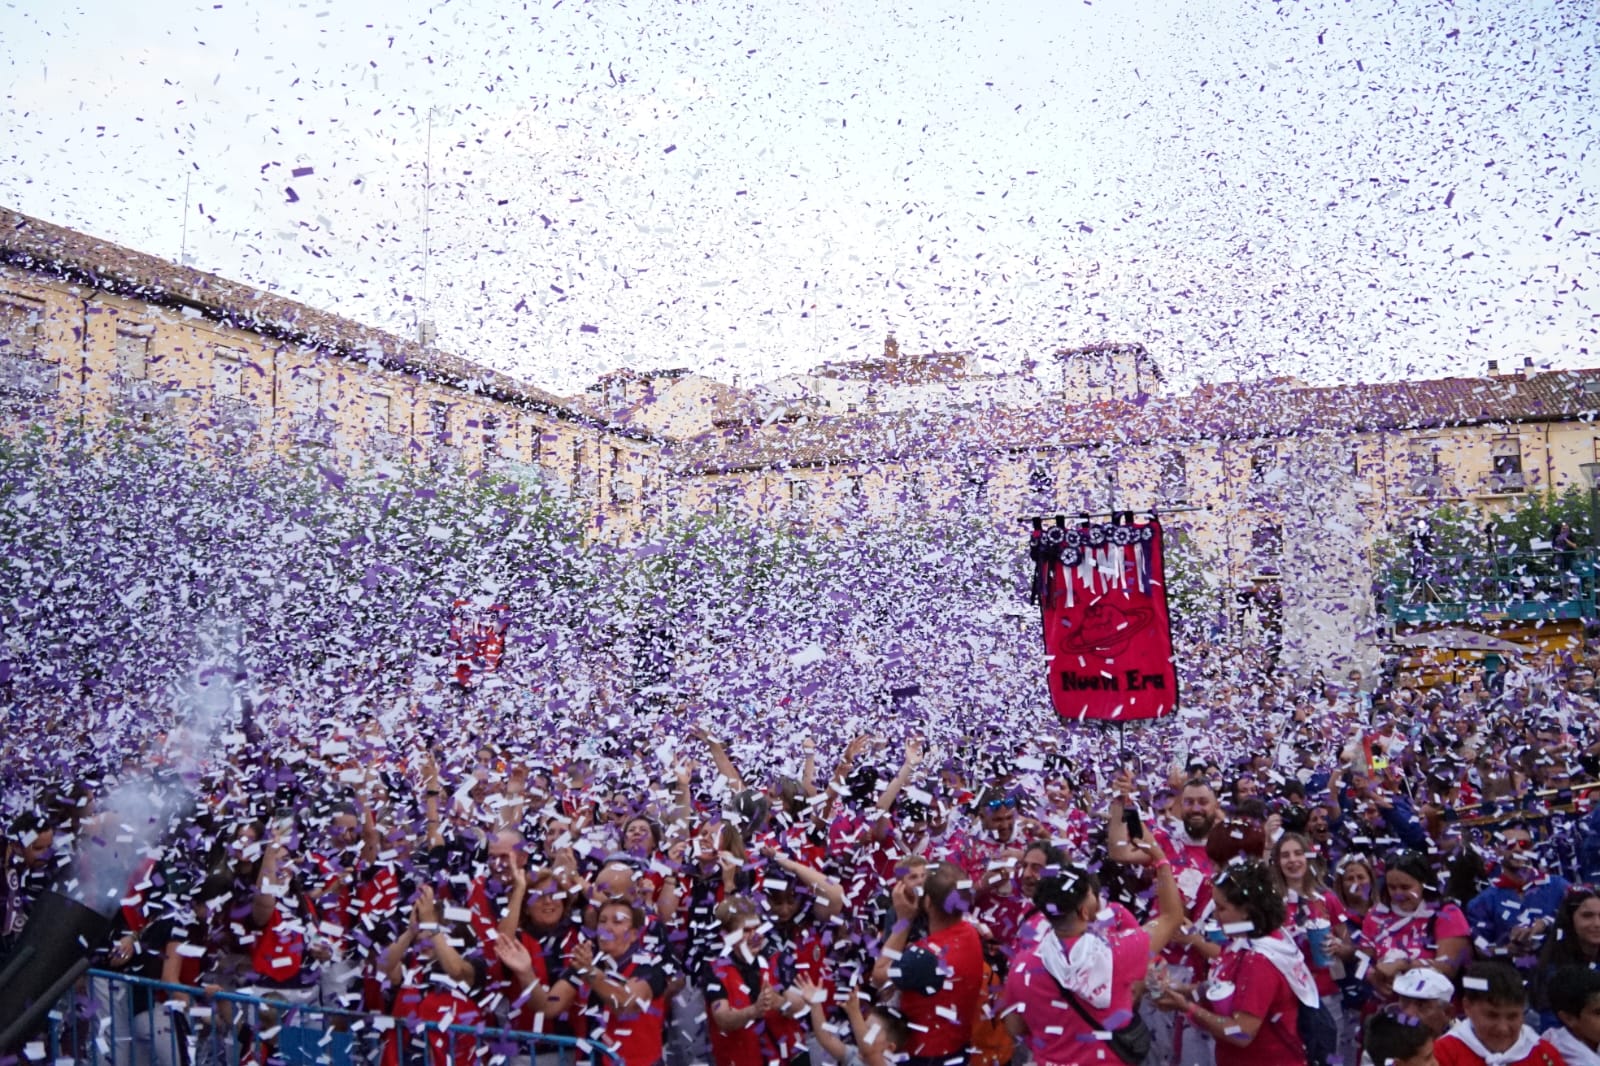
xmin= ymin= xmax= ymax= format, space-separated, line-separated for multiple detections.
xmin=1544 ymin=965 xmax=1600 ymax=1066
xmin=1433 ymin=961 xmax=1563 ymax=1066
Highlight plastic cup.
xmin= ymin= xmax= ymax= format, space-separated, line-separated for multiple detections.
xmin=1305 ymin=918 xmax=1333 ymax=967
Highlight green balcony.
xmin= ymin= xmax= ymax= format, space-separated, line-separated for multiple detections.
xmin=1385 ymin=549 xmax=1599 ymax=626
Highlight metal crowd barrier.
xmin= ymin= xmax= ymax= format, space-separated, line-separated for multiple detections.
xmin=23 ymin=970 xmax=618 ymax=1066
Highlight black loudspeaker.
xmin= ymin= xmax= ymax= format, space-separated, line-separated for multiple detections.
xmin=0 ymin=890 xmax=114 ymax=1053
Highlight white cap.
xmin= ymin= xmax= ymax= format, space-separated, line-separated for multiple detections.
xmin=1394 ymin=968 xmax=1455 ymax=1002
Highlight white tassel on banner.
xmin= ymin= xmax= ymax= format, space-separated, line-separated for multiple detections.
xmin=1100 ymin=544 xmax=1122 ymax=590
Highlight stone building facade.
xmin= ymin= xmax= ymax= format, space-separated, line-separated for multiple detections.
xmin=5 ymin=205 xmax=1599 ymax=676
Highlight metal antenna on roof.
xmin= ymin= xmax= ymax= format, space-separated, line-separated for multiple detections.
xmin=180 ymin=171 xmax=192 ymax=266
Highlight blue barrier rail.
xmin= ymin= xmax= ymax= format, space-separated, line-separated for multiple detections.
xmin=26 ymin=970 xmax=619 ymax=1066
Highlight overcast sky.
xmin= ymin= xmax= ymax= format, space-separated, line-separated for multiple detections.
xmin=3 ymin=0 xmax=1596 ymax=395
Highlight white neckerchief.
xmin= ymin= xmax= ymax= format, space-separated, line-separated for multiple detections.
xmin=1036 ymin=926 xmax=1115 ymax=1010
xmin=1245 ymin=931 xmax=1320 ymax=1007
xmin=1545 ymin=1028 xmax=1600 ymax=1066
xmin=1373 ymin=903 xmax=1437 ymax=944
xmin=1444 ymin=1017 xmax=1542 ymax=1066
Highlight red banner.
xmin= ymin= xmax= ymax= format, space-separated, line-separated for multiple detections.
xmin=450 ymin=600 xmax=509 ymax=689
xmin=1032 ymin=518 xmax=1178 ymax=723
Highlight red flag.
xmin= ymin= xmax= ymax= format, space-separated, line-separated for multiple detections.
xmin=1035 ymin=518 xmax=1178 ymax=723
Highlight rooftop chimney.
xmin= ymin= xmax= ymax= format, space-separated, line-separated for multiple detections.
xmin=1487 ymin=359 xmax=1500 ymax=374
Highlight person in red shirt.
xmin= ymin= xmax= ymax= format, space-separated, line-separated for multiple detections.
xmin=703 ymin=896 xmax=806 ymax=1066
xmin=1153 ymin=860 xmax=1319 ymax=1066
xmin=518 ymin=900 xmax=667 ymax=1066
xmin=871 ymin=861 xmax=984 ymax=1066
xmin=1433 ymin=962 xmax=1562 ymax=1066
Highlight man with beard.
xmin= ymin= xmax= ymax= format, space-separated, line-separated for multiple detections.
xmin=1007 ymin=842 xmax=1055 ymax=962
xmin=1108 ymin=772 xmax=1220 ymax=1066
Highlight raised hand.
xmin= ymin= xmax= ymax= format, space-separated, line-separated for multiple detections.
xmin=755 ymin=981 xmax=785 ymax=1014
xmin=842 ymin=735 xmax=871 ymax=765
xmin=794 ymin=975 xmax=827 ymax=1006
xmin=493 ymin=932 xmax=536 ymax=982
xmin=571 ymin=938 xmax=597 ymax=976
xmin=891 ymin=878 xmax=922 ymax=921
xmin=415 ymin=884 xmax=439 ymax=926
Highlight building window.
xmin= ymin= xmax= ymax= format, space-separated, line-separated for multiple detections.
xmin=844 ymin=475 xmax=865 ymax=502
xmin=483 ymin=412 xmax=501 ymax=455
xmin=1085 ymin=356 xmax=1104 ymax=389
xmin=290 ymin=370 xmax=325 ymax=416
xmin=1249 ymin=444 xmax=1276 ymax=485
xmin=115 ymin=330 xmax=150 ymax=380
xmin=1407 ymin=440 xmax=1442 ymax=495
xmin=366 ymin=391 xmax=392 ymax=434
xmin=847 ymin=402 xmax=859 ymax=414
xmin=1158 ymin=451 xmax=1188 ymax=504
xmin=907 ymin=471 xmax=926 ymax=502
xmin=1252 ymin=523 xmax=1284 ymax=573
xmin=428 ymin=401 xmax=451 ymax=441
xmin=0 ymin=295 xmax=44 ymax=358
xmin=963 ymin=462 xmax=988 ymax=506
xmin=1490 ymin=438 xmax=1524 ymax=490
xmin=788 ymin=478 xmax=811 ymax=508
xmin=212 ymin=348 xmax=247 ymax=401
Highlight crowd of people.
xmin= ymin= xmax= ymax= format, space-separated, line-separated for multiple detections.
xmin=7 ymin=648 xmax=1600 ymax=1066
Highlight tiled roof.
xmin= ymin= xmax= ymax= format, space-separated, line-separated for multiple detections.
xmin=813 ymin=349 xmax=971 ymax=386
xmin=665 ymin=368 xmax=1600 ymax=475
xmin=0 ymin=206 xmax=651 ymax=439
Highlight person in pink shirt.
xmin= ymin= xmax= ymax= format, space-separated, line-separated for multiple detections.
xmin=1001 ymin=837 xmax=1186 ymax=1064
xmin=1271 ymin=831 xmax=1355 ymax=1065
xmin=1107 ymin=770 xmax=1220 ymax=1066
xmin=1361 ymin=849 xmax=1473 ymax=1001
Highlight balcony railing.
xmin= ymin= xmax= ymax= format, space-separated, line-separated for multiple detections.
xmin=291 ymin=412 xmax=337 ymax=448
xmin=208 ymin=396 xmax=263 ymax=443
xmin=112 ymin=379 xmax=173 ymax=419
xmin=369 ymin=428 xmax=410 ymax=458
xmin=1385 ymin=548 xmax=1598 ymax=625
xmin=1481 ymin=470 xmax=1527 ymax=494
xmin=1406 ymin=474 xmax=1446 ymax=497
xmin=0 ymin=354 xmax=58 ymax=410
